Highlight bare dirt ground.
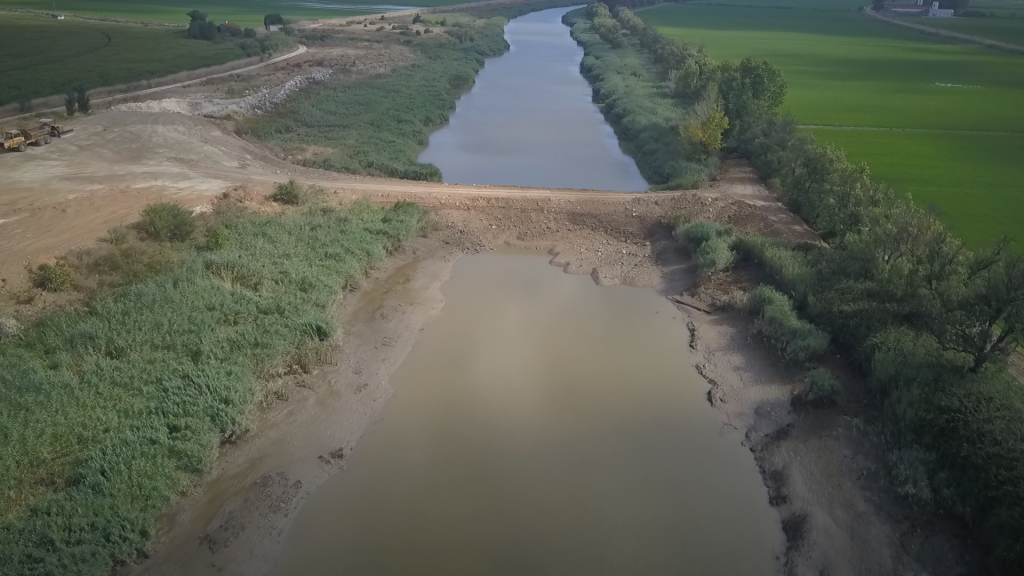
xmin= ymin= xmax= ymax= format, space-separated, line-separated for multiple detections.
xmin=2 ymin=101 xmax=975 ymax=576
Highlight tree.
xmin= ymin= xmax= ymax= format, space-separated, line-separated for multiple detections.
xmin=412 ymin=13 xmax=423 ymax=24
xmin=243 ymin=27 xmax=257 ymax=39
xmin=871 ymin=0 xmax=886 ymax=11
xmin=186 ymin=9 xmax=207 ymax=23
xmin=683 ymin=93 xmax=729 ymax=159
xmin=64 ymin=89 xmax=77 ymax=116
xmin=668 ymin=51 xmax=717 ymax=103
xmin=75 ymin=85 xmax=90 ymax=114
xmin=931 ymin=242 xmax=1024 ymax=372
xmin=264 ymin=13 xmax=285 ymax=29
xmin=719 ymin=57 xmax=787 ymax=142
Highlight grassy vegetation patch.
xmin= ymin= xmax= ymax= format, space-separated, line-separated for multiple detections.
xmin=0 ymin=200 xmax=426 ymax=576
xmin=0 ymin=14 xmax=247 ymax=106
xmin=564 ymin=8 xmax=717 ymax=188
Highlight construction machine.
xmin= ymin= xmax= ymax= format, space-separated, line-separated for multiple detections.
xmin=3 ymin=127 xmax=50 ymax=152
xmin=39 ymin=118 xmax=73 ymax=138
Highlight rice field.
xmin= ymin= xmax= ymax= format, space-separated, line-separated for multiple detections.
xmin=642 ymin=3 xmax=1024 ymax=247
xmin=1 ymin=0 xmax=472 ymax=27
xmin=0 ymin=13 xmax=246 ymax=106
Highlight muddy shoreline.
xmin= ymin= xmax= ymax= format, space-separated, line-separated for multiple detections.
xmin=121 ymin=178 xmax=975 ymax=576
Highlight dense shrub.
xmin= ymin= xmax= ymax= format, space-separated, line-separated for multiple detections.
xmin=270 ymin=180 xmax=303 ymax=205
xmin=733 ymin=235 xmax=815 ymax=303
xmin=674 ymin=219 xmax=733 ymax=247
xmin=673 ymin=220 xmax=736 ymax=275
xmin=696 ymin=236 xmax=734 ymax=274
xmin=31 ymin=263 xmax=73 ymax=292
xmin=797 ymin=367 xmax=841 ymax=407
xmin=139 ymin=202 xmax=196 ymax=242
xmin=0 ymin=201 xmax=428 ymax=576
xmin=748 ymin=285 xmax=830 ymax=364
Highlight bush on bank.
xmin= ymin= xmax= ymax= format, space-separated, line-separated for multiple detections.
xmin=673 ymin=220 xmax=736 ymax=275
xmin=748 ymin=285 xmax=830 ymax=364
xmin=593 ymin=3 xmax=1024 ymax=568
xmin=0 ymin=200 xmax=427 ymax=576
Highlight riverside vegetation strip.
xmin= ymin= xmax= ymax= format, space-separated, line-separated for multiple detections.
xmin=574 ymin=2 xmax=1024 ymax=571
xmin=0 ymin=196 xmax=427 ymax=576
xmin=563 ymin=7 xmax=717 ymax=189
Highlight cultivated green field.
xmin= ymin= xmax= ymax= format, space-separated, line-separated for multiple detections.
xmin=1 ymin=0 xmax=472 ymax=27
xmin=807 ymin=129 xmax=1024 ymax=246
xmin=0 ymin=13 xmax=246 ymax=106
xmin=643 ymin=3 xmax=1024 ymax=247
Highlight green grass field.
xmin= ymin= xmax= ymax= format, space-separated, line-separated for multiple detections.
xmin=643 ymin=3 xmax=1024 ymax=247
xmin=808 ymin=128 xmax=1024 ymax=246
xmin=1 ymin=0 xmax=473 ymax=27
xmin=0 ymin=13 xmax=247 ymax=106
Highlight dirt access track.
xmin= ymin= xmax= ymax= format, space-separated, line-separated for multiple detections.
xmin=0 ymin=110 xmax=970 ymax=575
xmin=0 ymin=110 xmax=812 ymax=290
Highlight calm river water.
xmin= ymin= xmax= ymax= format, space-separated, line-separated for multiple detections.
xmin=269 ymin=254 xmax=782 ymax=575
xmin=418 ymin=7 xmax=648 ymax=191
xmin=269 ymin=8 xmax=781 ymax=575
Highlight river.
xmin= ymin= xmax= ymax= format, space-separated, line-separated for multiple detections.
xmin=268 ymin=254 xmax=781 ymax=575
xmin=268 ymin=8 xmax=781 ymax=575
xmin=418 ymin=7 xmax=648 ymax=191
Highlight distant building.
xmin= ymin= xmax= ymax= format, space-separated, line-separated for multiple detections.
xmin=217 ymin=21 xmax=241 ymax=34
xmin=266 ymin=24 xmax=282 ymax=32
xmin=50 ymin=12 xmax=64 ymax=19
xmin=928 ymin=1 xmax=954 ymax=17
xmin=885 ymin=0 xmax=954 ymax=17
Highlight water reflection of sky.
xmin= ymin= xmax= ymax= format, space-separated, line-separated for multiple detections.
xmin=267 ymin=2 xmax=416 ymax=12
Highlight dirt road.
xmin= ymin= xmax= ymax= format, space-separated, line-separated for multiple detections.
xmin=0 ymin=110 xmax=810 ymax=290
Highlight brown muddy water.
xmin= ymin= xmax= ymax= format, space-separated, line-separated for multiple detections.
xmin=418 ymin=7 xmax=649 ymax=192
xmin=269 ymin=253 xmax=782 ymax=575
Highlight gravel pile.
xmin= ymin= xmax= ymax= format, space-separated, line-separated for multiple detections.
xmin=112 ymin=69 xmax=332 ymax=118
xmin=235 ymin=68 xmax=332 ymax=115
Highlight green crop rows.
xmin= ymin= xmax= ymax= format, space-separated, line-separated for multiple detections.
xmin=0 ymin=13 xmax=246 ymax=106
xmin=1 ymin=0 xmax=474 ymax=28
xmin=642 ymin=3 xmax=1024 ymax=247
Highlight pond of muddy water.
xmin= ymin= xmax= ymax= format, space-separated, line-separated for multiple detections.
xmin=418 ymin=7 xmax=648 ymax=191
xmin=269 ymin=253 xmax=782 ymax=575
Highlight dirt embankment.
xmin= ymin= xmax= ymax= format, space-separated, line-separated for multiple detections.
xmin=1 ymin=106 xmax=976 ymax=575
